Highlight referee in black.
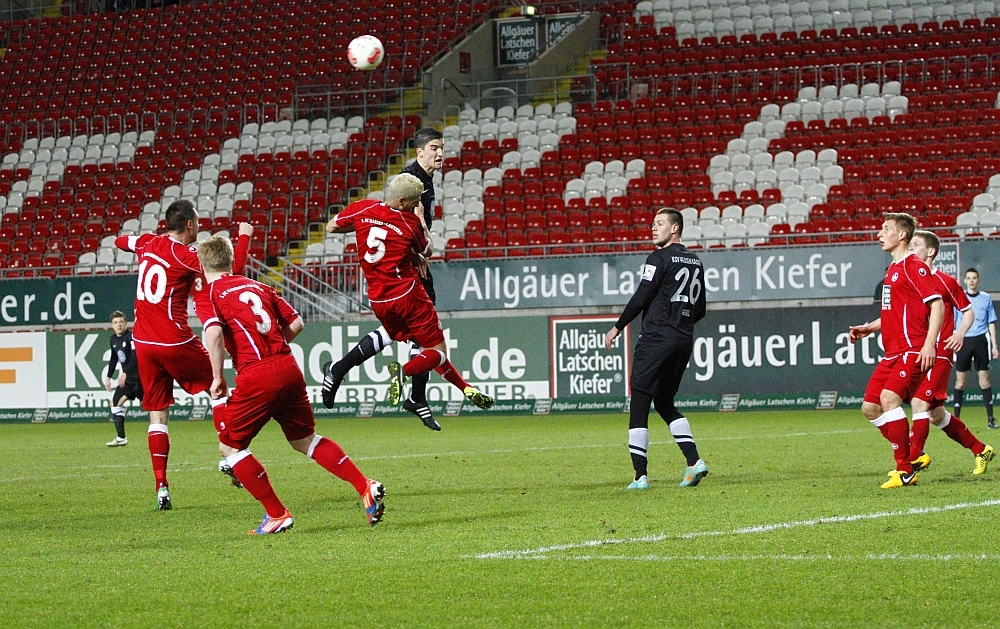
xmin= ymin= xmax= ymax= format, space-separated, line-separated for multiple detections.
xmin=104 ymin=310 xmax=143 ymax=447
xmin=321 ymin=128 xmax=446 ymax=430
xmin=604 ymin=208 xmax=708 ymax=489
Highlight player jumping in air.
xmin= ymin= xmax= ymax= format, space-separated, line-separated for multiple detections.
xmin=104 ymin=311 xmax=141 ymax=447
xmin=325 ymin=173 xmax=494 ymax=412
xmin=115 ymin=201 xmax=250 ymax=509
xmin=848 ymin=213 xmax=945 ymax=488
xmin=604 ymin=208 xmax=708 ymax=489
xmin=199 ymin=235 xmax=385 ymax=534
xmin=320 ymin=129 xmax=448 ymax=430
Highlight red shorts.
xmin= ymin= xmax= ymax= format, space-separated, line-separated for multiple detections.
xmin=863 ymin=352 xmax=928 ymax=405
xmin=135 ymin=339 xmax=212 ymax=411
xmin=371 ymin=284 xmax=445 ymax=348
xmin=910 ymin=356 xmax=954 ymax=407
xmin=215 ymin=353 xmax=315 ymax=450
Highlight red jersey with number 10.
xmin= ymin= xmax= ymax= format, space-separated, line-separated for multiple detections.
xmin=931 ymin=268 xmax=972 ymax=356
xmin=116 ymin=233 xmax=201 ymax=346
xmin=333 ymin=199 xmax=429 ymax=302
xmin=879 ymin=252 xmax=941 ymax=357
xmin=203 ymin=274 xmax=299 ymax=374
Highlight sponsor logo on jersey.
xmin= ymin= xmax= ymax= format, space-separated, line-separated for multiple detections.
xmin=641 ymin=264 xmax=656 ymax=281
xmin=882 ymin=284 xmax=891 ymax=309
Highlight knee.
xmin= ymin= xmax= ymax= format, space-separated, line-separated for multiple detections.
xmin=910 ymin=398 xmax=930 ymax=414
xmin=861 ymin=402 xmax=882 ymax=420
xmin=879 ymin=391 xmax=902 ymax=411
xmin=218 ymin=443 xmax=239 ymax=458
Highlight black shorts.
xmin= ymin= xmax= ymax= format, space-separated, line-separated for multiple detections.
xmin=956 ymin=334 xmax=990 ymax=373
xmin=630 ymin=336 xmax=694 ymax=397
xmin=113 ymin=376 xmax=144 ymax=402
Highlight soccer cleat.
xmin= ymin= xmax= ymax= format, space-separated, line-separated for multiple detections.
xmin=249 ymin=509 xmax=294 ymax=535
xmin=911 ymin=452 xmax=932 ymax=472
xmin=321 ymin=360 xmax=342 ymax=409
xmin=403 ymin=397 xmax=441 ymax=431
xmin=988 ymin=419 xmax=998 ymax=430
xmin=156 ymin=487 xmax=172 ymax=510
xmin=973 ymin=444 xmax=995 ymax=475
xmin=881 ymin=470 xmax=919 ymax=488
xmin=386 ymin=361 xmax=405 ymax=405
xmin=679 ymin=459 xmax=709 ymax=487
xmin=463 ymin=386 xmax=495 ymax=410
xmin=106 ymin=436 xmax=128 ymax=447
xmin=218 ymin=458 xmax=244 ymax=489
xmin=627 ymin=475 xmax=650 ymax=490
xmin=363 ymin=479 xmax=386 ymax=526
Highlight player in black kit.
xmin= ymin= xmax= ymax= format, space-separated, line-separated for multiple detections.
xmin=104 ymin=311 xmax=143 ymax=447
xmin=322 ymin=128 xmax=446 ymax=430
xmin=604 ymin=208 xmax=708 ymax=489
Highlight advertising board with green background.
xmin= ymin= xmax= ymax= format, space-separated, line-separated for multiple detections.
xmin=3 ymin=304 xmax=966 ymax=422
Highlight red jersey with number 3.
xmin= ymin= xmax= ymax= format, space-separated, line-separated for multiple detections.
xmin=191 ymin=234 xmax=251 ymax=325
xmin=879 ymin=252 xmax=942 ymax=357
xmin=333 ymin=199 xmax=429 ymax=302
xmin=931 ymin=268 xmax=972 ymax=356
xmin=116 ymin=233 xmax=201 ymax=346
xmin=203 ymin=274 xmax=299 ymax=374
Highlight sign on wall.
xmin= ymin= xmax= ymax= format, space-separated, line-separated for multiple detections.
xmin=496 ymin=17 xmax=538 ymax=65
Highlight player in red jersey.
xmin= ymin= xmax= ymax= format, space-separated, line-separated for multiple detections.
xmin=325 ymin=173 xmax=494 ymax=410
xmin=115 ymin=200 xmax=252 ymax=509
xmin=907 ymin=231 xmax=994 ymax=476
xmin=197 ymin=235 xmax=385 ymax=534
xmin=849 ymin=213 xmax=944 ymax=488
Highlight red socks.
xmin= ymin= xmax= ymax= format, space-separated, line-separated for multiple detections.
xmin=908 ymin=412 xmax=930 ymax=462
xmin=147 ymin=423 xmax=170 ymax=489
xmin=229 ymin=451 xmax=286 ymax=518
xmin=871 ymin=407 xmax=912 ymax=473
xmin=308 ymin=436 xmax=368 ymax=495
xmin=403 ymin=349 xmax=446 ymax=377
xmin=939 ymin=412 xmax=985 ymax=455
xmin=401 ymin=350 xmax=472 ymax=393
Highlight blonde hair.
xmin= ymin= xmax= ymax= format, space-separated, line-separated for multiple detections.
xmin=197 ymin=235 xmax=234 ymax=273
xmin=386 ymin=173 xmax=424 ymax=205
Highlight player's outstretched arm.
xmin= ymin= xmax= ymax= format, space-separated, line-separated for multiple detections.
xmin=326 ymin=217 xmax=354 ymax=234
xmin=848 ymin=318 xmax=881 ymax=343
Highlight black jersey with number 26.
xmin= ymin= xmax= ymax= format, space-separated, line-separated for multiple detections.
xmin=615 ymin=242 xmax=707 ymax=341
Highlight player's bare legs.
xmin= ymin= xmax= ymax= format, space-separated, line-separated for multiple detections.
xmin=147 ymin=408 xmax=171 ymax=510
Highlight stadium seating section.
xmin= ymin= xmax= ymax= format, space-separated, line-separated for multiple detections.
xmin=2 ymin=0 xmax=1000 ymax=276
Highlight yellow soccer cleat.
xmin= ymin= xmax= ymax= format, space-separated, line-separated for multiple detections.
xmin=386 ymin=361 xmax=405 ymax=405
xmin=911 ymin=452 xmax=932 ymax=472
xmin=973 ymin=445 xmax=995 ymax=475
xmin=464 ymin=386 xmax=495 ymax=409
xmin=881 ymin=470 xmax=919 ymax=488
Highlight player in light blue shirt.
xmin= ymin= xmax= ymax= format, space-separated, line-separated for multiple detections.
xmin=954 ymin=268 xmax=999 ymax=429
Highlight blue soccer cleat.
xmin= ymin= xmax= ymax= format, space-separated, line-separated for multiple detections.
xmin=363 ymin=479 xmax=386 ymax=526
xmin=249 ymin=509 xmax=294 ymax=535
xmin=627 ymin=475 xmax=650 ymax=490
xmin=679 ymin=459 xmax=709 ymax=487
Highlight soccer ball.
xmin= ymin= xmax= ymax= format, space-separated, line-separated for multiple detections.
xmin=347 ymin=35 xmax=385 ymax=71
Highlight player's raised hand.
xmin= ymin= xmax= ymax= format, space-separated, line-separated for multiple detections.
xmin=237 ymin=222 xmax=253 ymax=238
xmin=210 ymin=376 xmax=228 ymax=399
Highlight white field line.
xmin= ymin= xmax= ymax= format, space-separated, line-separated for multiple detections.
xmin=524 ymin=553 xmax=1000 ymax=562
xmin=473 ymin=499 xmax=1000 ymax=560
xmin=0 ymin=428 xmax=866 ymax=483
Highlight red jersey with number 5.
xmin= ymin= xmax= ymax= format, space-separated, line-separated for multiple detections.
xmin=203 ymin=274 xmax=299 ymax=373
xmin=879 ymin=252 xmax=942 ymax=357
xmin=931 ymin=268 xmax=972 ymax=356
xmin=116 ymin=233 xmax=201 ymax=346
xmin=333 ymin=199 xmax=429 ymax=302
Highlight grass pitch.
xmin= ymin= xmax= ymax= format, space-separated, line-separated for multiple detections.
xmin=2 ymin=409 xmax=999 ymax=628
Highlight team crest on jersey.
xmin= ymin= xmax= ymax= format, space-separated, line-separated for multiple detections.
xmin=899 ymin=370 xmax=906 ymax=377
xmin=925 ymin=389 xmax=932 ymax=397
xmin=918 ymin=267 xmax=927 ymax=276
xmin=642 ymin=264 xmax=656 ymax=281
xmin=891 ymin=272 xmax=899 ymax=281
